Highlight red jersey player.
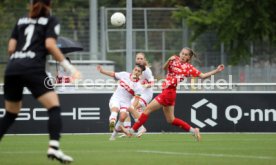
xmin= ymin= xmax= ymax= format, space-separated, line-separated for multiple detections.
xmin=121 ymin=47 xmax=224 ymax=141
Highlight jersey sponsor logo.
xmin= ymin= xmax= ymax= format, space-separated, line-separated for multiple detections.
xmin=119 ymin=80 xmax=135 ymax=96
xmin=191 ymin=98 xmax=276 ymax=128
xmin=191 ymin=98 xmax=218 ymax=128
xmin=0 ymin=107 xmax=100 ymax=121
xmin=18 ymin=17 xmax=49 ymax=25
xmin=10 ymin=51 xmax=36 ymax=59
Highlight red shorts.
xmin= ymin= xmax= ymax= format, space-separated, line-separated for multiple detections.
xmin=155 ymin=88 xmax=176 ymax=106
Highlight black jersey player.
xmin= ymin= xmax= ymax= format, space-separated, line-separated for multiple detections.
xmin=0 ymin=0 xmax=81 ymax=163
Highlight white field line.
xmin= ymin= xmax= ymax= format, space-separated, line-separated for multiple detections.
xmin=1 ymin=149 xmax=275 ymax=160
xmin=137 ymin=150 xmax=276 ymax=160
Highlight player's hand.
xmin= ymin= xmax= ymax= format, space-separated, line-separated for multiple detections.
xmin=143 ymin=84 xmax=151 ymax=88
xmin=169 ymin=56 xmax=176 ymax=61
xmin=217 ymin=64 xmax=225 ymax=72
xmin=96 ymin=65 xmax=103 ymax=72
xmin=71 ymin=69 xmax=82 ymax=82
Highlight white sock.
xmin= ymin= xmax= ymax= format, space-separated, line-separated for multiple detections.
xmin=111 ymin=130 xmax=118 ymax=137
xmin=123 ymin=121 xmax=131 ymax=128
xmin=189 ymin=127 xmax=195 ymax=134
xmin=109 ymin=112 xmax=118 ymax=121
xmin=49 ymin=140 xmax=59 ymax=148
xmin=115 ymin=121 xmax=123 ymax=131
xmin=138 ymin=125 xmax=146 ymax=132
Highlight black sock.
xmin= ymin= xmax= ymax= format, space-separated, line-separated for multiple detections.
xmin=0 ymin=111 xmax=18 ymax=141
xmin=47 ymin=106 xmax=62 ymax=141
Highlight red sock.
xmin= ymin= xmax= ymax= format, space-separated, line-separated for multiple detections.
xmin=172 ymin=118 xmax=191 ymax=132
xmin=132 ymin=113 xmax=148 ymax=131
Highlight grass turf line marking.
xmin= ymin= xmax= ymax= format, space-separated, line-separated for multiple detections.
xmin=137 ymin=150 xmax=276 ymax=160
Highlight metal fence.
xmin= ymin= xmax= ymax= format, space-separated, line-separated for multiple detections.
xmin=0 ymin=5 xmax=276 ymax=85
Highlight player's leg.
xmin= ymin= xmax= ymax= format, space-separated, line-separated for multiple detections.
xmin=0 ymin=75 xmax=23 ymax=141
xmin=110 ymin=109 xmax=128 ymax=140
xmin=121 ymin=99 xmax=162 ymax=136
xmin=123 ymin=114 xmax=132 ymax=130
xmin=0 ymin=101 xmax=21 ymax=141
xmin=118 ymin=113 xmax=131 ymax=138
xmin=162 ymin=106 xmax=201 ymax=141
xmin=135 ymin=98 xmax=148 ymax=137
xmin=37 ymin=91 xmax=73 ymax=163
xmin=108 ymin=98 xmax=121 ymax=130
xmin=28 ymin=72 xmax=73 ymax=163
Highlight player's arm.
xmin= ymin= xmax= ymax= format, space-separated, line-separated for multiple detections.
xmin=96 ymin=65 xmax=115 ymax=77
xmin=7 ymin=39 xmax=17 ymax=56
xmin=132 ymin=95 xmax=140 ymax=108
xmin=163 ymin=56 xmax=176 ymax=70
xmin=144 ymin=69 xmax=154 ymax=88
xmin=8 ymin=23 xmax=18 ymax=56
xmin=46 ymin=38 xmax=80 ymax=79
xmin=199 ymin=64 xmax=224 ymax=79
xmin=46 ymin=38 xmax=65 ymax=62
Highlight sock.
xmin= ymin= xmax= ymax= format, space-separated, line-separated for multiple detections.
xmin=138 ymin=125 xmax=146 ymax=132
xmin=47 ymin=106 xmax=62 ymax=141
xmin=115 ymin=121 xmax=123 ymax=131
xmin=132 ymin=113 xmax=148 ymax=131
xmin=189 ymin=127 xmax=195 ymax=134
xmin=49 ymin=140 xmax=60 ymax=150
xmin=109 ymin=112 xmax=118 ymax=121
xmin=123 ymin=121 xmax=131 ymax=129
xmin=0 ymin=111 xmax=18 ymax=141
xmin=172 ymin=118 xmax=191 ymax=132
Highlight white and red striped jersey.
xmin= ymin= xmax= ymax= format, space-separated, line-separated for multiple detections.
xmin=112 ymin=72 xmax=143 ymax=102
xmin=140 ymin=66 xmax=154 ymax=86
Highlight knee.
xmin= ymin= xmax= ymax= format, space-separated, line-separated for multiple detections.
xmin=5 ymin=101 xmax=21 ymax=114
xmin=119 ymin=112 xmax=128 ymax=121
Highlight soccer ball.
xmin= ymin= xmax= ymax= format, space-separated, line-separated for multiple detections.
xmin=110 ymin=12 xmax=126 ymax=27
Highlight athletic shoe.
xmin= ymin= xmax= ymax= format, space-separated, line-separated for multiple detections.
xmin=109 ymin=136 xmax=116 ymax=141
xmin=109 ymin=130 xmax=118 ymax=141
xmin=136 ymin=127 xmax=147 ymax=138
xmin=118 ymin=133 xmax=127 ymax=138
xmin=109 ymin=119 xmax=116 ymax=132
xmin=47 ymin=147 xmax=73 ymax=164
xmin=193 ymin=128 xmax=201 ymax=142
xmin=120 ymin=125 xmax=134 ymax=137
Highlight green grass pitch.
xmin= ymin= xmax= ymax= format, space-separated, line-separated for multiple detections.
xmin=0 ymin=133 xmax=275 ymax=165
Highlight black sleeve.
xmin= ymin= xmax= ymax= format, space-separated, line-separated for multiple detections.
xmin=10 ymin=22 xmax=19 ymax=40
xmin=46 ymin=16 xmax=60 ymax=39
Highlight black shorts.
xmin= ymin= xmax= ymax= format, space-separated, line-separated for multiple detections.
xmin=4 ymin=72 xmax=54 ymax=101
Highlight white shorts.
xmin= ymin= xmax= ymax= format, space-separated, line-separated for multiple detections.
xmin=131 ymin=92 xmax=153 ymax=108
xmin=109 ymin=97 xmax=131 ymax=113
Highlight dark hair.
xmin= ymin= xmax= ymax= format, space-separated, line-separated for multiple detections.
xmin=32 ymin=0 xmax=51 ymax=5
xmin=135 ymin=63 xmax=146 ymax=72
xmin=29 ymin=0 xmax=51 ymax=18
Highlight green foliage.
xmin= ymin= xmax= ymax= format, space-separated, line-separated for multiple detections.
xmin=173 ymin=0 xmax=276 ymax=65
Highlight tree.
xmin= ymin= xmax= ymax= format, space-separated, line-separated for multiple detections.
xmin=173 ymin=0 xmax=276 ymax=65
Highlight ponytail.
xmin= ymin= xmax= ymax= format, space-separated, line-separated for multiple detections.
xmin=29 ymin=1 xmax=51 ymax=18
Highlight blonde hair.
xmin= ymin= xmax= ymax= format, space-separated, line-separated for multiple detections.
xmin=136 ymin=52 xmax=151 ymax=67
xmin=182 ymin=47 xmax=199 ymax=63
